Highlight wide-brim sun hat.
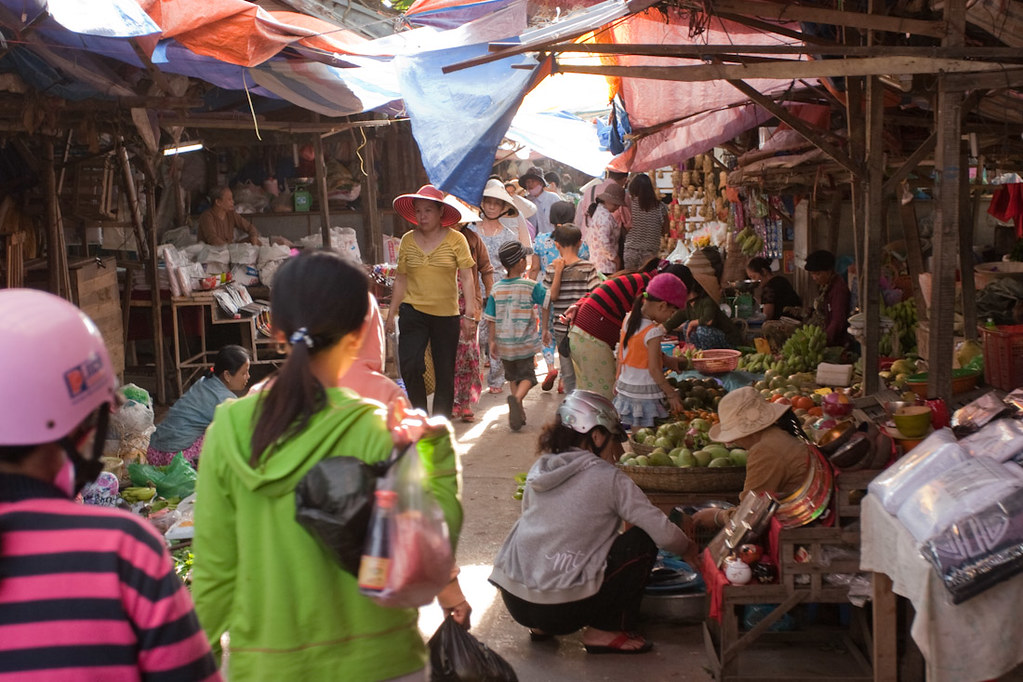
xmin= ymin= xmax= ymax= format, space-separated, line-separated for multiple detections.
xmin=596 ymin=182 xmax=626 ymax=207
xmin=518 ymin=165 xmax=546 ymax=188
xmin=442 ymin=194 xmax=480 ymax=224
xmin=481 ymin=178 xmax=519 ymax=217
xmin=685 ymin=249 xmax=723 ymax=303
xmin=709 ymin=386 xmax=789 ymax=444
xmin=645 ymin=273 xmax=688 ymax=309
xmin=393 ymin=184 xmax=461 ymax=227
xmin=510 ymin=194 xmax=537 ymax=220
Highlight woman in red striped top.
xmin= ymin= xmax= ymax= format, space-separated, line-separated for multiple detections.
xmin=0 ymin=289 xmax=220 ymax=682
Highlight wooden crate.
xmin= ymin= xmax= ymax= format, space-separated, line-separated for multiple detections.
xmin=70 ymin=256 xmax=124 ymax=378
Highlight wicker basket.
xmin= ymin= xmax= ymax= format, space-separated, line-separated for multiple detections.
xmin=617 ymin=464 xmax=746 ymax=493
xmin=627 ymin=438 xmax=655 ymax=456
xmin=691 ymin=349 xmax=741 ymax=374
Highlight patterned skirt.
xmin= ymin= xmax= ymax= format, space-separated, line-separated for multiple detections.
xmin=146 ymin=435 xmax=204 ymax=468
xmin=568 ymin=326 xmax=617 ymax=400
xmin=452 ymin=317 xmax=482 ymax=413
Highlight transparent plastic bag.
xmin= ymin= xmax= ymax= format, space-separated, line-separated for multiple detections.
xmin=962 ymin=419 xmax=1023 ymax=463
xmin=897 ymin=457 xmax=1023 ymax=542
xmin=370 ymin=440 xmax=454 ymax=609
xmin=868 ymin=428 xmax=968 ymax=514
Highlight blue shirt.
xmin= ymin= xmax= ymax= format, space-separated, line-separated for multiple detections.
xmin=532 ymin=232 xmax=590 ymax=274
xmin=148 ymin=375 xmax=236 ymax=452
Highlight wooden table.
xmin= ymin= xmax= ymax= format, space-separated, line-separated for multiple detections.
xmin=170 ymin=292 xmax=281 ymax=396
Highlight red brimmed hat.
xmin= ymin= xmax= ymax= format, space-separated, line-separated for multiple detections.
xmin=392 ymin=184 xmax=461 ymax=227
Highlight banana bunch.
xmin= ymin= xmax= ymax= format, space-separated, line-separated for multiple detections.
xmin=882 ymin=299 xmax=918 ymax=354
xmin=735 ymin=227 xmax=764 ymax=256
xmin=780 ymin=324 xmax=827 ymax=373
xmin=738 ymin=352 xmax=775 ymax=373
xmin=121 ymin=486 xmax=156 ymax=503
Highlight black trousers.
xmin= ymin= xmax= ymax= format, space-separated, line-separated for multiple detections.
xmin=397 ymin=303 xmax=460 ymax=418
xmin=498 ymin=526 xmax=658 ymax=634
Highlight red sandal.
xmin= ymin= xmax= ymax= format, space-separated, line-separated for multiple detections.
xmin=583 ymin=633 xmax=653 ymax=655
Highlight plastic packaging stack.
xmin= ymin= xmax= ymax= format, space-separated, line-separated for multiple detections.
xmin=868 ymin=428 xmax=969 ymax=514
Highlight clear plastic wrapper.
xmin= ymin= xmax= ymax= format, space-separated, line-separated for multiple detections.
xmin=1005 ymin=389 xmax=1023 ymax=414
xmin=923 ymin=486 xmax=1023 ymax=604
xmin=868 ymin=428 xmax=968 ymax=514
xmin=897 ymin=458 xmax=1023 ymax=542
xmin=952 ymin=391 xmax=1013 ymax=437
xmin=962 ymin=419 xmax=1023 ymax=463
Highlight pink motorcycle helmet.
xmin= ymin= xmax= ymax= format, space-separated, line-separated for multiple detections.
xmin=0 ymin=289 xmax=116 ymax=447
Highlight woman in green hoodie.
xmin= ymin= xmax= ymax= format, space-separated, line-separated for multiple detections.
xmin=191 ymin=251 xmax=463 ymax=682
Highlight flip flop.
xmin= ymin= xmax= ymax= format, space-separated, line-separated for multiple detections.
xmin=528 ymin=629 xmax=554 ymax=642
xmin=508 ymin=395 xmax=525 ymax=431
xmin=583 ymin=633 xmax=653 ymax=655
xmin=460 ymin=411 xmax=476 ymax=423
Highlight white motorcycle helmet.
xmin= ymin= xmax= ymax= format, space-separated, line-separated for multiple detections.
xmin=557 ymin=390 xmax=627 ymax=442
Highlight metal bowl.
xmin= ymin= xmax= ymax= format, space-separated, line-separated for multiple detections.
xmin=829 ymin=432 xmax=872 ymax=469
xmin=817 ymin=420 xmax=856 ymax=454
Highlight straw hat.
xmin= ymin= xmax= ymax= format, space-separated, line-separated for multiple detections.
xmin=393 ymin=184 xmax=461 ymax=227
xmin=708 ymin=386 xmax=789 ymax=444
xmin=442 ymin=194 xmax=480 ymax=225
xmin=685 ymin=249 xmax=722 ymax=303
xmin=517 ymin=166 xmax=546 ymax=188
xmin=597 ymin=182 xmax=626 ymax=207
xmin=510 ymin=194 xmax=537 ymax=219
xmin=481 ymin=179 xmax=520 ymax=217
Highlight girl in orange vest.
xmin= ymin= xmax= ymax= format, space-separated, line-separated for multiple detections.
xmin=613 ymin=273 xmax=689 ymax=428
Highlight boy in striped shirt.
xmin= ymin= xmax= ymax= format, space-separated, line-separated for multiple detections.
xmin=484 ymin=241 xmax=548 ymax=431
xmin=541 ymin=223 xmax=603 ymax=395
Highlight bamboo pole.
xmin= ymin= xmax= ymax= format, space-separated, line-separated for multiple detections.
xmin=313 ymin=132 xmax=332 ymax=248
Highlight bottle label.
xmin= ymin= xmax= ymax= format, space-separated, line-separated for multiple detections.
xmin=358 ymin=556 xmax=390 ymax=593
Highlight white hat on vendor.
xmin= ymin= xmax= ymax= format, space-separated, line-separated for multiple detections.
xmin=393 ymin=184 xmax=462 ymax=227
xmin=685 ymin=249 xmax=723 ymax=303
xmin=480 ymin=179 xmax=527 ymax=218
xmin=709 ymin=386 xmax=789 ymax=444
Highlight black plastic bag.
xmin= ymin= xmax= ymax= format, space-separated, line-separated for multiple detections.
xmin=429 ymin=616 xmax=517 ymax=682
xmin=294 ymin=449 xmax=401 ymax=576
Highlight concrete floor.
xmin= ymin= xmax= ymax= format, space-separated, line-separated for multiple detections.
xmin=416 ymin=368 xmax=714 ymax=682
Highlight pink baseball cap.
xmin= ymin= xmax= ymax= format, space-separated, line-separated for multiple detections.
xmin=645 ymin=273 xmax=688 ymax=309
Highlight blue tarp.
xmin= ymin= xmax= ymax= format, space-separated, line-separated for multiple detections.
xmin=395 ymin=42 xmax=540 ymax=204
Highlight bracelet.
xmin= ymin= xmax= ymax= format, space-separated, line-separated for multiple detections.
xmin=714 ymin=509 xmax=724 ymax=527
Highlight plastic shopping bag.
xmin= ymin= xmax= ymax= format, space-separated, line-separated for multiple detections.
xmin=429 ymin=616 xmax=518 ymax=682
xmin=369 ymin=440 xmax=454 ymax=609
xmin=127 ymin=453 xmax=197 ymax=499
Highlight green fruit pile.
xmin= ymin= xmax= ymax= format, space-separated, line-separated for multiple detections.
xmin=881 ymin=299 xmax=918 ymax=355
xmin=735 ymin=227 xmax=764 ymax=256
xmin=738 ymin=352 xmax=775 ymax=373
xmin=778 ymin=324 xmax=826 ymax=374
xmin=623 ymin=419 xmax=746 ymax=469
xmin=667 ymin=377 xmax=726 ymax=410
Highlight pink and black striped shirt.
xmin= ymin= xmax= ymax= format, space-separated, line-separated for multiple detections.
xmin=0 ymin=474 xmax=220 ymax=681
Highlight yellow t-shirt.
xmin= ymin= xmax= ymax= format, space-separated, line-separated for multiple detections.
xmin=397 ymin=229 xmax=475 ymax=317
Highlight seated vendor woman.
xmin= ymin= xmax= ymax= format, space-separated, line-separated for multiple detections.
xmin=747 ymin=257 xmax=801 ymax=321
xmin=804 ymin=249 xmax=850 ymax=347
xmin=146 ymin=345 xmax=250 ymax=467
xmin=690 ymin=387 xmax=811 ymax=530
xmin=665 ymin=263 xmax=742 ymax=350
xmin=198 ymin=186 xmax=262 ymax=246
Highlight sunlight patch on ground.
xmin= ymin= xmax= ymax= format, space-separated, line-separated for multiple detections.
xmin=454 ymin=403 xmax=509 ymax=448
xmin=418 ymin=564 xmax=499 ymax=637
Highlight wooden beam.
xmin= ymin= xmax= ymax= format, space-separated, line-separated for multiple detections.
xmin=959 ymin=161 xmax=978 ymax=341
xmin=899 ymin=202 xmax=929 ymax=322
xmin=155 ymin=115 xmax=399 ymax=134
xmin=44 ymin=140 xmax=62 ymax=297
xmin=726 ymin=78 xmax=862 ymax=177
xmin=942 ymin=67 xmax=1023 ymax=91
xmin=554 ymin=57 xmax=1012 ymax=83
xmin=705 ymin=0 xmax=946 ymax=37
xmin=117 ymin=144 xmax=149 ymax=263
xmin=144 ymin=173 xmax=166 ymax=406
xmin=714 ymin=11 xmax=833 ymax=45
xmin=546 ymin=43 xmax=1023 ymax=59
xmin=129 ymin=39 xmax=175 ymax=96
xmin=883 ymin=132 xmax=936 ymax=195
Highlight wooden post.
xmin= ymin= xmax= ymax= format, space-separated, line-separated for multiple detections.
xmin=45 ymin=140 xmax=63 ymax=296
xmin=927 ymin=0 xmax=967 ymax=398
xmin=313 ymin=132 xmax=332 ymax=248
xmin=117 ymin=144 xmax=149 ymax=263
xmin=872 ymin=573 xmax=898 ymax=681
xmin=899 ymin=202 xmax=929 ymax=322
xmin=959 ymin=153 xmax=978 ymax=341
xmin=862 ymin=71 xmax=885 ymax=394
xmin=144 ymin=173 xmax=166 ymax=406
xmin=361 ymin=131 xmax=382 ymax=264
xmin=846 ymin=77 xmax=866 ymax=311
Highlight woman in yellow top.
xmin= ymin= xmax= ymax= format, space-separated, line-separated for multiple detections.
xmin=385 ymin=184 xmax=476 ymax=418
